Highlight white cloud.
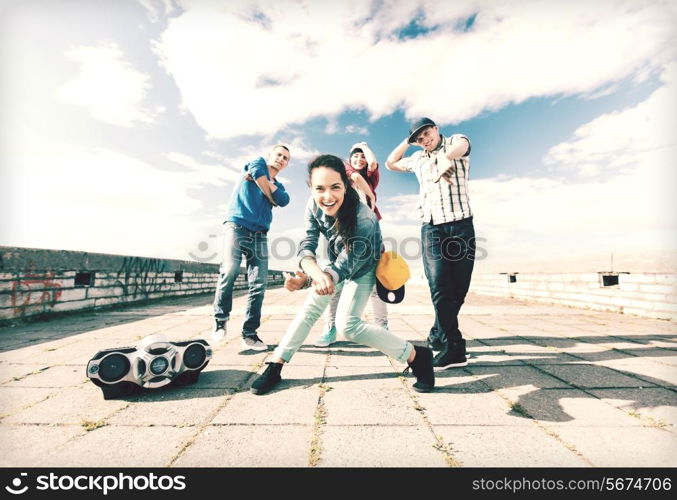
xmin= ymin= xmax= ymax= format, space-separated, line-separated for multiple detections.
xmin=153 ymin=0 xmax=677 ymax=139
xmin=165 ymin=151 xmax=243 ymax=185
xmin=57 ymin=42 xmax=156 ymax=127
xmin=345 ymin=124 xmax=369 ymax=135
xmin=137 ymin=0 xmax=182 ymax=22
xmin=284 ymin=136 xmax=321 ymax=164
xmin=545 ymin=62 xmax=677 ymax=177
xmin=325 ymin=119 xmax=339 ymax=135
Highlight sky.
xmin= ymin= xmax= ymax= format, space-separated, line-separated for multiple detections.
xmin=1 ymin=0 xmax=676 ymax=274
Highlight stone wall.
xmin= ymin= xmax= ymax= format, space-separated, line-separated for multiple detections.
xmin=471 ymin=272 xmax=677 ymax=321
xmin=0 ymin=246 xmax=284 ymax=323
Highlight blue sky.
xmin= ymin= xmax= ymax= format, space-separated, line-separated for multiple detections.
xmin=1 ymin=0 xmax=676 ymax=273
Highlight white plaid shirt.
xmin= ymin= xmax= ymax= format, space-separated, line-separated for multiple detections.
xmin=400 ymin=134 xmax=472 ymax=224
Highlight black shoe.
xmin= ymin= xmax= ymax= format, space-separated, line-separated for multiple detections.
xmin=429 ymin=339 xmax=446 ymax=352
xmin=251 ymin=362 xmax=283 ymax=395
xmin=211 ymin=320 xmax=226 ymax=342
xmin=241 ymin=335 xmax=268 ymax=351
xmin=433 ymin=340 xmax=468 ymax=370
xmin=404 ymin=345 xmax=435 ymax=393
xmin=430 ymin=340 xmax=470 ymax=357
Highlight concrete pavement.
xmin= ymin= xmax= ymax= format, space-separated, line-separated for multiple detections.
xmin=0 ymin=285 xmax=675 ymax=467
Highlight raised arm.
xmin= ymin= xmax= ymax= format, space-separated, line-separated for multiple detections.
xmin=385 ymin=137 xmax=412 ymax=172
xmin=352 ymin=141 xmax=379 ymax=173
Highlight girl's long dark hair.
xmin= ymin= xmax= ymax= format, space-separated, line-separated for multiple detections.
xmin=308 ymin=154 xmax=361 ymax=250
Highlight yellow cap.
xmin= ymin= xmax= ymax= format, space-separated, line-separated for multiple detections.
xmin=375 ymin=251 xmax=410 ymax=297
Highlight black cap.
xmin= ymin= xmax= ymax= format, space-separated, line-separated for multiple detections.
xmin=407 ymin=117 xmax=436 ymax=144
xmin=375 ymin=280 xmax=405 ymax=304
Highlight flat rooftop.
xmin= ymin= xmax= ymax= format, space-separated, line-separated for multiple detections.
xmin=1 ymin=285 xmax=675 ymax=467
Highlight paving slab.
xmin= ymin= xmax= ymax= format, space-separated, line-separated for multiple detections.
xmin=173 ymin=425 xmax=312 ymax=467
xmin=322 ymin=365 xmax=402 ymax=390
xmin=0 ymin=424 xmax=87 ymax=467
xmin=326 ymin=345 xmax=394 ymax=367
xmin=3 ymin=385 xmax=127 ymax=425
xmin=3 ymin=365 xmax=86 ymax=388
xmin=0 ymin=386 xmax=57 ymax=418
xmin=496 ymin=387 xmax=648 ymax=426
xmin=320 ymin=425 xmax=447 ymax=467
xmin=434 ymin=425 xmax=589 ymax=467
xmin=187 ymin=366 xmax=254 ymax=390
xmin=41 ymin=425 xmax=196 ymax=467
xmin=593 ymin=357 xmax=677 ymax=386
xmin=468 ymin=365 xmax=570 ymax=390
xmin=417 ymin=389 xmax=536 ymax=427
xmin=107 ymin=389 xmax=227 ymax=426
xmin=213 ymin=385 xmax=320 ymax=425
xmin=589 ymin=387 xmax=677 ymax=429
xmin=324 ymin=386 xmax=422 ymax=426
xmin=536 ymin=364 xmax=657 ymax=388
xmin=0 ymin=362 xmax=51 ymax=384
xmin=552 ymin=426 xmax=677 ymax=467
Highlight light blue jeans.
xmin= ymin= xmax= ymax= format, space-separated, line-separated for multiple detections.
xmin=273 ymin=271 xmax=413 ymax=364
xmin=324 ymin=286 xmax=388 ymax=330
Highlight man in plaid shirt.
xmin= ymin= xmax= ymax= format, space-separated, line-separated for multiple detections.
xmin=386 ymin=117 xmax=475 ymax=369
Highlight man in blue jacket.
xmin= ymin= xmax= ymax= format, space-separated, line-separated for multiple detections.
xmin=212 ymin=145 xmax=291 ymax=351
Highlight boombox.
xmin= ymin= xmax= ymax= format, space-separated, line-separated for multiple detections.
xmin=86 ymin=334 xmax=212 ymax=399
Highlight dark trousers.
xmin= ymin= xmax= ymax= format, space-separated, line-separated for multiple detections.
xmin=421 ymin=217 xmax=475 ymax=345
xmin=213 ymin=223 xmax=269 ymax=336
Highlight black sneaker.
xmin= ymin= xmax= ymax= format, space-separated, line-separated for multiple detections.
xmin=251 ymin=362 xmax=283 ymax=395
xmin=404 ymin=345 xmax=435 ymax=393
xmin=429 ymin=338 xmax=446 ymax=352
xmin=241 ymin=335 xmax=268 ymax=351
xmin=211 ymin=320 xmax=226 ymax=342
xmin=433 ymin=340 xmax=468 ymax=370
xmin=429 ymin=339 xmax=470 ymax=357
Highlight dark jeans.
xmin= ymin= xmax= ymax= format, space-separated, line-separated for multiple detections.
xmin=213 ymin=222 xmax=269 ymax=337
xmin=421 ymin=217 xmax=475 ymax=345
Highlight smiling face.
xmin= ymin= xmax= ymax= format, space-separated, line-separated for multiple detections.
xmin=311 ymin=166 xmax=345 ymax=217
xmin=267 ymin=146 xmax=290 ymax=179
xmin=350 ymin=151 xmax=367 ymax=170
xmin=414 ymin=125 xmax=441 ymax=152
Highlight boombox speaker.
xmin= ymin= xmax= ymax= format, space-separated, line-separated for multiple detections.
xmin=86 ymin=334 xmax=212 ymax=399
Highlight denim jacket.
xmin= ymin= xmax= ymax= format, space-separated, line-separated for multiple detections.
xmin=297 ymin=197 xmax=382 ymax=284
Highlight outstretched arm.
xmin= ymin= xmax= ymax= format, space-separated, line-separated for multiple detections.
xmin=300 ymin=256 xmax=335 ymax=296
xmin=283 ymin=270 xmax=308 ymax=291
